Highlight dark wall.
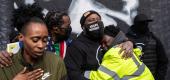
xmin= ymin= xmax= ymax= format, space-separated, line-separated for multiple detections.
xmin=138 ymin=0 xmax=170 ymax=79
xmin=146 ymin=0 xmax=170 ymax=79
xmin=0 ymin=0 xmax=13 ymax=50
xmin=35 ymin=0 xmax=71 ymax=11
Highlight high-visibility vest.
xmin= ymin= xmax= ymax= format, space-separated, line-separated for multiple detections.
xmin=84 ymin=47 xmax=154 ymax=80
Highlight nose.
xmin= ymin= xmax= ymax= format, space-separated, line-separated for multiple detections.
xmin=37 ymin=41 xmax=46 ymax=50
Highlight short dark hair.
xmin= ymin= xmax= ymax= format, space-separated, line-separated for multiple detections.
xmin=12 ymin=3 xmax=44 ymax=32
xmin=21 ymin=17 xmax=46 ymax=35
xmin=104 ymin=25 xmax=120 ymax=37
xmin=45 ymin=11 xmax=68 ymax=31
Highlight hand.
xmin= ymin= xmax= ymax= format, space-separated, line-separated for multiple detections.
xmin=13 ymin=67 xmax=44 ymax=80
xmin=0 ymin=51 xmax=12 ymax=68
xmin=118 ymin=41 xmax=133 ymax=59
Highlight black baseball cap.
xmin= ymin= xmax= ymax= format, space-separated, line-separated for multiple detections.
xmin=134 ymin=14 xmax=153 ymax=22
xmin=80 ymin=10 xmax=101 ymax=26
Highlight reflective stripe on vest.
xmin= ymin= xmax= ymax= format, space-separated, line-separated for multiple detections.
xmin=99 ymin=65 xmax=120 ymax=80
xmin=84 ymin=71 xmax=91 ymax=79
xmin=84 ymin=53 xmax=145 ymax=80
xmin=121 ymin=63 xmax=145 ymax=80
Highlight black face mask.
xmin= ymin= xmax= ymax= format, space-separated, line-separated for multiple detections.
xmin=54 ymin=27 xmax=72 ymax=43
xmin=83 ymin=21 xmax=104 ymax=41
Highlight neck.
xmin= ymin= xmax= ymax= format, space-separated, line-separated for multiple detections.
xmin=83 ymin=32 xmax=101 ymax=42
xmin=51 ymin=33 xmax=57 ymax=43
xmin=23 ymin=50 xmax=35 ymax=65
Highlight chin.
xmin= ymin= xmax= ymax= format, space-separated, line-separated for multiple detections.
xmin=36 ymin=53 xmax=44 ymax=56
xmin=32 ymin=52 xmax=43 ymax=58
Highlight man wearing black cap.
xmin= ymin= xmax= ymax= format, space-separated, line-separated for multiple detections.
xmin=126 ymin=14 xmax=168 ymax=80
xmin=64 ymin=10 xmax=134 ymax=80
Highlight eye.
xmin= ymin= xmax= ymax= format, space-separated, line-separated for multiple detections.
xmin=85 ymin=19 xmax=94 ymax=24
xmin=32 ymin=38 xmax=39 ymax=43
xmin=43 ymin=37 xmax=48 ymax=43
xmin=87 ymin=19 xmax=93 ymax=23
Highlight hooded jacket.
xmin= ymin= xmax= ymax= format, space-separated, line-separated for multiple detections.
xmin=126 ymin=26 xmax=168 ymax=80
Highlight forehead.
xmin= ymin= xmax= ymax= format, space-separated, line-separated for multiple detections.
xmin=62 ymin=16 xmax=71 ymax=24
xmin=103 ymin=35 xmax=114 ymax=40
xmin=25 ymin=22 xmax=48 ymax=36
xmin=85 ymin=14 xmax=101 ymax=20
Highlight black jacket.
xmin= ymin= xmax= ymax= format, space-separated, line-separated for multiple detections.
xmin=64 ymin=33 xmax=100 ymax=80
xmin=126 ymin=27 xmax=168 ymax=80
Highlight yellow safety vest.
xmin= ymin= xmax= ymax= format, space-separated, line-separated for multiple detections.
xmin=84 ymin=47 xmax=154 ymax=80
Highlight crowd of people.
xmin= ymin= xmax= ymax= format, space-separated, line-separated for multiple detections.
xmin=0 ymin=2 xmax=168 ymax=80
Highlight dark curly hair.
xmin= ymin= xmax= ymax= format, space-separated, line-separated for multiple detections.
xmin=45 ymin=11 xmax=68 ymax=31
xmin=104 ymin=25 xmax=120 ymax=37
xmin=12 ymin=3 xmax=44 ymax=32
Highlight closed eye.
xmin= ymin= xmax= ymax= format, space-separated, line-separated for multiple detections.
xmin=32 ymin=37 xmax=39 ymax=43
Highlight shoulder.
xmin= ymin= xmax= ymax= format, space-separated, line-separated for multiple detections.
xmin=43 ymin=51 xmax=66 ymax=71
xmin=71 ymin=35 xmax=84 ymax=44
xmin=68 ymin=36 xmax=86 ymax=50
xmin=44 ymin=51 xmax=62 ymax=62
xmin=103 ymin=47 xmax=122 ymax=60
xmin=107 ymin=47 xmax=121 ymax=53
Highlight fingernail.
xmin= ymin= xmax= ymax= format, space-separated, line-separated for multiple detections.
xmin=41 ymin=73 xmax=43 ymax=76
xmin=1 ymin=65 xmax=4 ymax=68
xmin=6 ymin=64 xmax=9 ymax=67
xmin=38 ymin=68 xmax=42 ymax=70
xmin=41 ymin=70 xmax=44 ymax=73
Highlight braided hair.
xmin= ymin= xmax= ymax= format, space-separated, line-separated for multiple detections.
xmin=45 ymin=11 xmax=68 ymax=32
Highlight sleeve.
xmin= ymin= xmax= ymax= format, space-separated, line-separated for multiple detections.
xmin=0 ymin=68 xmax=7 ymax=80
xmin=155 ymin=37 xmax=168 ymax=80
xmin=64 ymin=44 xmax=88 ymax=80
xmin=56 ymin=58 xmax=67 ymax=80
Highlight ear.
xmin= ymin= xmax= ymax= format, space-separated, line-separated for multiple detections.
xmin=18 ymin=33 xmax=24 ymax=41
xmin=82 ymin=27 xmax=86 ymax=34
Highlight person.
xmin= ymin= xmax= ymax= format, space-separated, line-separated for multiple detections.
xmin=45 ymin=11 xmax=72 ymax=58
xmin=126 ymin=14 xmax=168 ymax=80
xmin=84 ymin=25 xmax=154 ymax=80
xmin=0 ymin=4 xmax=72 ymax=67
xmin=0 ymin=3 xmax=45 ymax=68
xmin=64 ymin=10 xmax=133 ymax=80
xmin=0 ymin=16 xmax=67 ymax=80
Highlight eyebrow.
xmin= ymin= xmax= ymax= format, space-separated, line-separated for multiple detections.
xmin=30 ymin=36 xmax=48 ymax=39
